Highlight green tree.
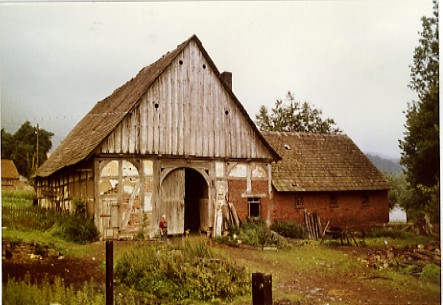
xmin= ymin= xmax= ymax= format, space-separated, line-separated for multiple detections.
xmin=1 ymin=121 xmax=54 ymax=178
xmin=1 ymin=128 xmax=15 ymax=159
xmin=387 ymin=173 xmax=413 ymax=210
xmin=255 ymin=91 xmax=341 ymax=133
xmin=399 ymin=1 xmax=439 ymax=222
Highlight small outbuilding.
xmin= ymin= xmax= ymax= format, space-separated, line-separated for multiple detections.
xmin=1 ymin=159 xmax=20 ymax=191
xmin=262 ymin=131 xmax=391 ymax=228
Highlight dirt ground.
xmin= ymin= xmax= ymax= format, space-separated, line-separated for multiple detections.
xmin=2 ymin=240 xmax=441 ymax=305
xmin=2 ymin=244 xmax=105 ymax=290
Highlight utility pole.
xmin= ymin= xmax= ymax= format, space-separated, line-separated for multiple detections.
xmin=35 ymin=123 xmax=39 ymax=169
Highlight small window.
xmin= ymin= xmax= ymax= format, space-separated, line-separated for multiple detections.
xmin=248 ymin=197 xmax=261 ymax=218
xmin=329 ymin=194 xmax=338 ymax=208
xmin=294 ymin=195 xmax=304 ymax=209
xmin=361 ymin=193 xmax=369 ymax=207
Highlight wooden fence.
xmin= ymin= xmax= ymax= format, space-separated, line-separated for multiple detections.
xmin=2 ymin=206 xmax=61 ymax=226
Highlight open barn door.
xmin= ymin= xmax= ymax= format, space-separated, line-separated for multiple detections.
xmin=160 ymin=169 xmax=185 ymax=235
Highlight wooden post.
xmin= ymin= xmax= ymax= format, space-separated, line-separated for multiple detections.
xmin=263 ymin=273 xmax=272 ymax=305
xmin=106 ymin=241 xmax=114 ymax=305
xmin=252 ymin=273 xmax=272 ymax=305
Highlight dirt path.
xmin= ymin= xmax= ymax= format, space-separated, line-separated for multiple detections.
xmin=220 ymin=243 xmax=441 ymax=305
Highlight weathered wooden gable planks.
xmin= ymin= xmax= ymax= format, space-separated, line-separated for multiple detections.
xmin=100 ymin=40 xmax=273 ymax=160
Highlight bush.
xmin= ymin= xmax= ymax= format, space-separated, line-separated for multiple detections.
xmin=420 ymin=264 xmax=441 ymax=284
xmin=114 ymin=239 xmax=249 ymax=302
xmin=50 ymin=198 xmax=99 ymax=244
xmin=271 ymin=220 xmax=306 ymax=239
xmin=229 ymin=218 xmax=288 ymax=248
xmin=51 ymin=214 xmax=99 ymax=244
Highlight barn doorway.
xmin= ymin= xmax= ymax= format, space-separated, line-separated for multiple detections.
xmin=160 ymin=167 xmax=210 ymax=235
xmin=184 ymin=168 xmax=208 ymax=234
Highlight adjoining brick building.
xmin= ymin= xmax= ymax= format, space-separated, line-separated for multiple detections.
xmin=262 ymin=131 xmax=391 ymax=228
xmin=35 ymin=35 xmax=390 ymax=240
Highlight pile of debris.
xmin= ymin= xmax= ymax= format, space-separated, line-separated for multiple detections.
xmin=359 ymin=241 xmax=440 ymax=275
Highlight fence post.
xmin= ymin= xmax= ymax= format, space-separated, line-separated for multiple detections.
xmin=252 ymin=272 xmax=272 ymax=305
xmin=106 ymin=241 xmax=113 ymax=305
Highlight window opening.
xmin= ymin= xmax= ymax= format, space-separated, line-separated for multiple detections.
xmin=361 ymin=193 xmax=369 ymax=207
xmin=329 ymin=194 xmax=338 ymax=208
xmin=294 ymin=195 xmax=304 ymax=209
xmin=248 ymin=197 xmax=260 ymax=218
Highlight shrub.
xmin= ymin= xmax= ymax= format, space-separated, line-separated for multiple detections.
xmin=51 ymin=214 xmax=99 ymax=244
xmin=420 ymin=264 xmax=441 ymax=284
xmin=114 ymin=239 xmax=249 ymax=302
xmin=230 ymin=218 xmax=288 ymax=248
xmin=50 ymin=198 xmax=99 ymax=244
xmin=271 ymin=220 xmax=306 ymax=239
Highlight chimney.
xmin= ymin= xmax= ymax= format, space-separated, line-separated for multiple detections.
xmin=221 ymin=71 xmax=232 ymax=90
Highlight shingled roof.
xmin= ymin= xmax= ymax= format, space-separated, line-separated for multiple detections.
xmin=262 ymin=131 xmax=390 ymax=192
xmin=36 ymin=35 xmax=279 ymax=178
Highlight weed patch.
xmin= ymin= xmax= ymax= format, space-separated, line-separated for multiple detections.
xmin=2 ymin=273 xmax=104 ymax=305
xmin=365 ymin=225 xmax=413 ymax=239
xmin=114 ymin=239 xmax=249 ymax=302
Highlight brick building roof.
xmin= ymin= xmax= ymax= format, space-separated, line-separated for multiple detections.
xmin=262 ymin=131 xmax=390 ymax=192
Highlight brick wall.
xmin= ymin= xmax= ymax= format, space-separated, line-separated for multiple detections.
xmin=228 ymin=179 xmax=271 ymax=222
xmin=273 ymin=189 xmax=389 ymax=227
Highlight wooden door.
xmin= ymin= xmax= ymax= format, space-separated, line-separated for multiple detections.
xmin=161 ymin=169 xmax=185 ymax=235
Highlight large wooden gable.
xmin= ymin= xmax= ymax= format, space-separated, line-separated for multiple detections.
xmin=262 ymin=131 xmax=391 ymax=192
xmin=100 ymin=38 xmax=277 ymax=160
xmin=36 ymin=35 xmax=279 ymax=178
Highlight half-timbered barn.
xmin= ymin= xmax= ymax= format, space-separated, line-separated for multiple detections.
xmin=262 ymin=131 xmax=390 ymax=227
xmin=35 ymin=35 xmax=280 ymax=239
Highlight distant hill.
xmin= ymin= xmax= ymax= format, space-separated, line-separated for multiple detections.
xmin=366 ymin=154 xmax=403 ymax=175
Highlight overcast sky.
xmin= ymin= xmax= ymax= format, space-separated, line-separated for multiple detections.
xmin=0 ymin=1 xmax=434 ymax=159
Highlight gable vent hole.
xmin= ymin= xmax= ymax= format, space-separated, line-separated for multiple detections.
xmin=225 ymin=110 xmax=229 ymax=115
xmin=179 ymin=60 xmax=183 ymax=65
xmin=202 ymin=64 xmax=206 ymax=69
xmin=154 ymin=103 xmax=159 ymax=109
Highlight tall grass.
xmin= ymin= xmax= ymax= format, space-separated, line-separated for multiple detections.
xmin=2 ymin=190 xmax=36 ymax=207
xmin=3 ymin=274 xmax=104 ymax=305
